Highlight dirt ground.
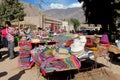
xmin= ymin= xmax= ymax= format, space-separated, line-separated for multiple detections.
xmin=0 ymin=47 xmax=120 ymax=80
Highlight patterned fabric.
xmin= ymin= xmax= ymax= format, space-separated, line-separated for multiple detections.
xmin=40 ymin=56 xmax=81 ymax=76
xmin=6 ymin=27 xmax=16 ymax=42
xmin=20 ymin=57 xmax=30 ymax=63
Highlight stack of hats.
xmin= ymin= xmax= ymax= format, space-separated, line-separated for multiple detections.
xmin=70 ymin=35 xmax=87 ymax=57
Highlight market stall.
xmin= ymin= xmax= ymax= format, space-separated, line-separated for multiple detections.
xmin=18 ymin=32 xmax=114 ymax=79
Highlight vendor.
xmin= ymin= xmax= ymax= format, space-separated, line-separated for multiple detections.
xmin=5 ymin=21 xmax=16 ymax=59
xmin=38 ymin=27 xmax=44 ymax=38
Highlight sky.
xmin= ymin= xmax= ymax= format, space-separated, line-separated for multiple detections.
xmin=21 ymin=0 xmax=83 ymax=11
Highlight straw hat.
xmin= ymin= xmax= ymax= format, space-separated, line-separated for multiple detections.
xmin=72 ymin=34 xmax=79 ymax=39
xmin=71 ymin=49 xmax=85 ymax=57
xmin=70 ymin=37 xmax=86 ymax=52
xmin=71 ymin=43 xmax=84 ymax=52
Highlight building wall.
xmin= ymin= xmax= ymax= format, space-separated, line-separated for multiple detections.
xmin=24 ymin=16 xmax=40 ymax=27
xmin=62 ymin=21 xmax=69 ymax=31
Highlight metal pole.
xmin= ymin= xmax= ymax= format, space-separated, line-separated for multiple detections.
xmin=38 ymin=0 xmax=42 ymax=28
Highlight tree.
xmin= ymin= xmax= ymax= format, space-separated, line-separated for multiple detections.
xmin=0 ymin=0 xmax=26 ymax=23
xmin=78 ymin=0 xmax=120 ymax=34
xmin=70 ymin=18 xmax=80 ymax=32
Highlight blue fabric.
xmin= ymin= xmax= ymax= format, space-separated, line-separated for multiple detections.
xmin=2 ymin=37 xmax=8 ymax=47
xmin=30 ymin=57 xmax=33 ymax=62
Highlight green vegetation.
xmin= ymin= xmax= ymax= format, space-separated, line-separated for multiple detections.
xmin=70 ymin=18 xmax=80 ymax=32
xmin=0 ymin=0 xmax=26 ymax=23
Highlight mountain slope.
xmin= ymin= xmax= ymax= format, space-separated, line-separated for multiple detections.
xmin=44 ymin=7 xmax=85 ymax=23
xmin=23 ymin=3 xmax=39 ymax=17
xmin=0 ymin=0 xmax=85 ymax=23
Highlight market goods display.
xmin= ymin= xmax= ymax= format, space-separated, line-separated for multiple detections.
xmin=40 ymin=55 xmax=81 ymax=76
xmin=71 ymin=36 xmax=86 ymax=53
xmin=53 ymin=35 xmax=72 ymax=43
xmin=31 ymin=38 xmax=40 ymax=43
xmin=19 ymin=39 xmax=34 ymax=69
xmin=21 ymin=33 xmax=112 ymax=78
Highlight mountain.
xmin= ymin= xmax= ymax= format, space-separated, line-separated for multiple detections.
xmin=0 ymin=0 xmax=85 ymax=23
xmin=44 ymin=7 xmax=85 ymax=23
xmin=23 ymin=3 xmax=39 ymax=17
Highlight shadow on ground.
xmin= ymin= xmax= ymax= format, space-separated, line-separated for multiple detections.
xmin=43 ymin=59 xmax=106 ymax=80
xmin=0 ymin=51 xmax=19 ymax=61
xmin=0 ymin=71 xmax=8 ymax=78
xmin=109 ymin=52 xmax=120 ymax=65
xmin=8 ymin=70 xmax=25 ymax=80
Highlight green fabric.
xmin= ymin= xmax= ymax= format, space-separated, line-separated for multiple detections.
xmin=15 ymin=36 xmax=20 ymax=42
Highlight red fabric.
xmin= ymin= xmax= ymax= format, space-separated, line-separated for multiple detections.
xmin=65 ymin=40 xmax=73 ymax=47
xmin=1 ymin=29 xmax=7 ymax=37
xmin=29 ymin=61 xmax=35 ymax=68
xmin=51 ymin=23 xmax=55 ymax=31
xmin=100 ymin=41 xmax=109 ymax=44
xmin=85 ymin=37 xmax=94 ymax=47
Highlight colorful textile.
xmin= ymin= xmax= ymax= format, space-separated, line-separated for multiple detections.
xmin=19 ymin=41 xmax=32 ymax=51
xmin=53 ymin=36 xmax=72 ymax=43
xmin=20 ymin=62 xmax=30 ymax=69
xmin=20 ymin=57 xmax=30 ymax=63
xmin=85 ymin=37 xmax=94 ymax=47
xmin=19 ymin=50 xmax=31 ymax=55
xmin=15 ymin=36 xmax=20 ymax=42
xmin=40 ymin=58 xmax=68 ymax=74
xmin=19 ymin=38 xmax=34 ymax=69
xmin=65 ymin=40 xmax=73 ymax=47
xmin=30 ymin=47 xmax=48 ymax=65
xmin=21 ymin=45 xmax=31 ymax=50
xmin=40 ymin=56 xmax=81 ymax=76
xmin=19 ymin=54 xmax=30 ymax=58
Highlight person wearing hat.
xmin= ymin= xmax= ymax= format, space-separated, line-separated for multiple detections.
xmin=5 ymin=21 xmax=16 ymax=59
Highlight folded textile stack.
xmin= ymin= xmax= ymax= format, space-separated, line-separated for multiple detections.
xmin=31 ymin=47 xmax=56 ymax=66
xmin=19 ymin=54 xmax=34 ymax=69
xmin=31 ymin=47 xmax=45 ymax=65
xmin=19 ymin=39 xmax=34 ymax=69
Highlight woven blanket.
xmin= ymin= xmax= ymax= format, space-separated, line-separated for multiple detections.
xmin=40 ymin=55 xmax=81 ymax=76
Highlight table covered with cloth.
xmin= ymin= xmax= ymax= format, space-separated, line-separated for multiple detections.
xmin=40 ymin=56 xmax=81 ymax=76
xmin=31 ymin=46 xmax=81 ymax=76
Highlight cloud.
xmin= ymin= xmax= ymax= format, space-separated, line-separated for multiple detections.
xmin=49 ymin=2 xmax=83 ymax=9
xmin=68 ymin=2 xmax=83 ymax=8
xmin=50 ymin=3 xmax=66 ymax=9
